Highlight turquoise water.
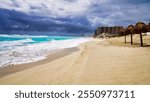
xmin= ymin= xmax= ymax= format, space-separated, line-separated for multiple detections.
xmin=0 ymin=34 xmax=77 ymax=51
xmin=0 ymin=34 xmax=76 ymax=43
xmin=0 ymin=34 xmax=90 ymax=67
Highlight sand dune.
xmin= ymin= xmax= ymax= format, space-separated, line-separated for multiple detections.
xmin=0 ymin=36 xmax=150 ymax=85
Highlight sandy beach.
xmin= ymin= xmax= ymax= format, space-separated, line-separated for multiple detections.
xmin=0 ymin=35 xmax=150 ymax=85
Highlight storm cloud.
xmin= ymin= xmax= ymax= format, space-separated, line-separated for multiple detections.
xmin=0 ymin=0 xmax=149 ymax=35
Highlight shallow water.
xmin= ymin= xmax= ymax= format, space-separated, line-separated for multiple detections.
xmin=0 ymin=34 xmax=91 ymax=68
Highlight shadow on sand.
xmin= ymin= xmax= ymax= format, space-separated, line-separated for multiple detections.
xmin=132 ymin=43 xmax=150 ymax=47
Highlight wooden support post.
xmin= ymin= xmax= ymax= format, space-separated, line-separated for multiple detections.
xmin=140 ymin=33 xmax=143 ymax=46
xmin=131 ymin=33 xmax=133 ymax=45
xmin=125 ymin=34 xmax=126 ymax=43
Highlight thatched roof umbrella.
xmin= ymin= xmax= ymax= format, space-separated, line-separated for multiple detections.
xmin=125 ymin=25 xmax=134 ymax=45
xmin=119 ymin=28 xmax=126 ymax=43
xmin=119 ymin=28 xmax=125 ymax=35
xmin=147 ymin=23 xmax=150 ymax=32
xmin=134 ymin=22 xmax=148 ymax=46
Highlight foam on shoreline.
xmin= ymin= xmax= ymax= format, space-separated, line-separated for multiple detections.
xmin=0 ymin=34 xmax=91 ymax=68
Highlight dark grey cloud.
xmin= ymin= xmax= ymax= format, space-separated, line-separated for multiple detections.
xmin=88 ymin=0 xmax=150 ymax=27
xmin=0 ymin=8 xmax=93 ymax=35
xmin=0 ymin=0 xmax=150 ymax=35
xmin=110 ymin=0 xmax=150 ymax=5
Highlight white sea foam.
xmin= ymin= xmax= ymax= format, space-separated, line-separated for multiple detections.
xmin=0 ymin=37 xmax=91 ymax=68
xmin=0 ymin=38 xmax=35 ymax=51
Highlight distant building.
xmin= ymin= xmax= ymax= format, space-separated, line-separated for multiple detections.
xmin=96 ymin=26 xmax=123 ymax=35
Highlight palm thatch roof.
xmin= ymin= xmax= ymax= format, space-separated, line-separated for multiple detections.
xmin=125 ymin=25 xmax=134 ymax=34
xmin=119 ymin=28 xmax=125 ymax=36
xmin=134 ymin=22 xmax=148 ymax=33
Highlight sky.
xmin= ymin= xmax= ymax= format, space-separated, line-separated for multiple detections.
xmin=0 ymin=0 xmax=150 ymax=35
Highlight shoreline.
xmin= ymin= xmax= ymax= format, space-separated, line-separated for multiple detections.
xmin=0 ymin=47 xmax=78 ymax=78
xmin=0 ymin=36 xmax=150 ymax=85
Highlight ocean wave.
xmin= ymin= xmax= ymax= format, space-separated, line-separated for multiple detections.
xmin=0 ymin=38 xmax=35 ymax=51
xmin=0 ymin=38 xmax=35 ymax=44
xmin=0 ymin=34 xmax=77 ymax=43
xmin=0 ymin=37 xmax=91 ymax=68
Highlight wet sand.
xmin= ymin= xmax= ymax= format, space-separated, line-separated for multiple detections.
xmin=0 ymin=48 xmax=78 ymax=78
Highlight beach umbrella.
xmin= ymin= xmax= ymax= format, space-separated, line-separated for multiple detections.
xmin=134 ymin=22 xmax=148 ymax=46
xmin=125 ymin=25 xmax=134 ymax=45
xmin=119 ymin=28 xmax=126 ymax=43
xmin=147 ymin=23 xmax=150 ymax=32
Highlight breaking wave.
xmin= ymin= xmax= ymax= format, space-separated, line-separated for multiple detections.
xmin=0 ymin=34 xmax=91 ymax=68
